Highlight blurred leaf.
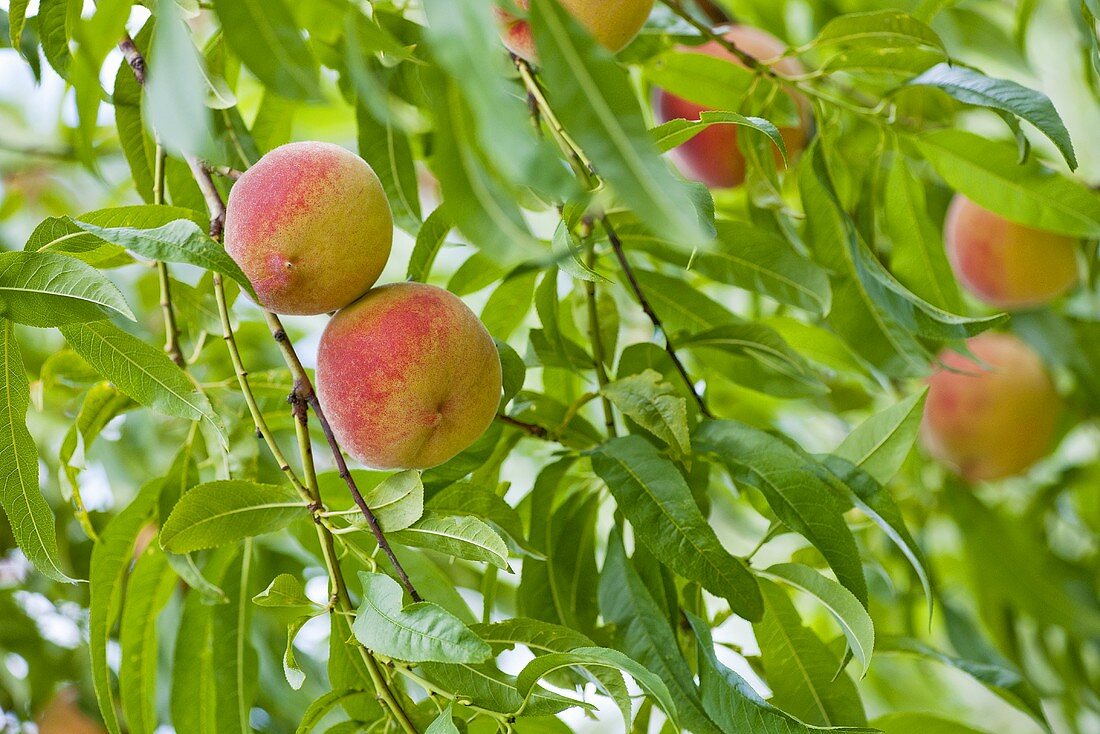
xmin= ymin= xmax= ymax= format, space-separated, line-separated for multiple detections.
xmin=834 ymin=389 xmax=927 ymax=485
xmin=883 ymin=157 xmax=963 ymax=313
xmin=0 ymin=251 xmax=134 ymax=326
xmin=0 ymin=319 xmax=74 ymax=583
xmin=212 ymin=0 xmax=321 ymax=100
xmin=652 ymin=111 xmax=786 ymax=162
xmin=529 ymin=0 xmax=709 ymax=247
xmin=482 ymin=271 xmax=538 ymax=341
xmin=914 ymin=129 xmax=1100 ymax=237
xmin=407 ymin=206 xmax=453 ymax=282
xmin=905 ymin=63 xmax=1076 ymax=169
xmin=879 ymin=637 xmax=1048 ymax=731
xmin=352 ymin=571 xmax=491 ymax=664
xmin=8 ymin=0 xmax=29 ymax=48
xmin=427 ymin=703 xmax=460 ymax=734
xmin=211 ymin=542 xmax=256 ymax=733
xmin=356 ymin=101 xmax=422 ymax=234
xmin=590 ymin=435 xmax=763 ymax=621
xmin=38 ymin=0 xmax=77 ymax=78
xmin=812 ymin=10 xmax=944 ymax=51
xmin=147 ymin=0 xmax=210 ymax=156
xmin=297 ymin=689 xmax=382 ymax=734
xmin=645 ymin=50 xmax=759 ymax=110
xmin=871 ymin=713 xmax=989 ymax=734
xmin=160 ymin=481 xmax=303 ymax=553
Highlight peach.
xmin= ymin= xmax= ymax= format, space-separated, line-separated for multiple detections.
xmin=944 ymin=195 xmax=1079 ymax=310
xmin=652 ymin=26 xmax=808 ymax=188
xmin=225 ymin=141 xmax=393 ymax=315
xmin=495 ymin=0 xmax=654 ymax=62
xmin=922 ymin=333 xmax=1061 ymax=482
xmin=316 ymin=283 xmax=503 ymax=470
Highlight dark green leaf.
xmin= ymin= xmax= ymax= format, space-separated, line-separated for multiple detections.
xmin=160 ymin=481 xmax=304 ymax=553
xmin=212 ymin=0 xmax=321 ymax=100
xmin=0 ymin=251 xmax=134 ymax=326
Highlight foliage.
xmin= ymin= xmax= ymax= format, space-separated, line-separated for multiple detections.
xmin=0 ymin=0 xmax=1098 ymax=732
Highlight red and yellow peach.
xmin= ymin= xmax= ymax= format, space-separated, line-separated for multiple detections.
xmin=316 ymin=283 xmax=503 ymax=470
xmin=225 ymin=141 xmax=393 ymax=315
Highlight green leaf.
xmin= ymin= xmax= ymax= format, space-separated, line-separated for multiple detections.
xmin=59 ymin=321 xmax=225 ymax=445
xmin=589 ymin=435 xmax=763 ymax=621
xmin=407 ymin=206 xmax=453 ymax=282
xmin=599 ymin=530 xmax=723 ymax=734
xmin=883 ymin=157 xmax=963 ymax=313
xmin=817 ymin=456 xmax=934 ymax=613
xmin=601 ymin=370 xmax=691 ymax=456
xmin=146 ymin=0 xmax=210 ymax=156
xmin=754 ymin=579 xmax=868 ymax=726
xmin=651 ymin=111 xmax=786 ymax=162
xmin=0 ymin=319 xmax=74 ymax=583
xmin=119 ymin=549 xmax=177 ymax=734
xmin=91 ymin=481 xmax=161 ymax=734
xmin=356 ymin=101 xmax=421 ymax=234
xmin=812 ymin=10 xmax=945 ymax=51
xmin=694 ymin=420 xmax=867 ymax=606
xmin=357 ymin=470 xmax=424 ymax=533
xmin=8 ymin=0 xmax=29 ymax=49
xmin=418 ymin=661 xmax=583 ymax=717
xmin=211 ymin=542 xmax=256 ymax=734
xmin=679 ymin=323 xmax=828 ymax=398
xmin=688 ymin=613 xmax=877 ymax=734
xmin=430 ymin=78 xmax=544 ymax=264
xmin=73 ymin=219 xmax=255 ymax=297
xmin=426 ymin=703 xmax=460 ymax=734
xmin=617 ymin=221 xmax=831 ymax=315
xmin=282 ymin=615 xmax=311 ymax=690
xmin=0 ymin=251 xmax=134 ymax=326
xmin=913 ymin=129 xmax=1100 ymax=237
xmin=296 ymin=689 xmax=379 ymax=734
xmin=160 ymin=481 xmax=304 ymax=553
xmin=212 ymin=0 xmax=321 ymax=100
xmin=871 ymin=713 xmax=989 ymax=734
xmin=801 ymin=144 xmax=1002 ymax=377
xmin=427 ymin=482 xmax=538 ymax=555
xmin=879 ymin=637 xmax=1047 ymax=730
xmin=905 ymin=63 xmax=1076 ymax=169
xmin=392 ymin=511 xmax=512 ymax=571
xmin=482 ymin=271 xmax=538 ymax=341
xmin=352 ymin=571 xmax=491 ymax=664
xmin=645 ymin=50 xmax=759 ymax=110
xmin=759 ymin=563 xmax=875 ymax=675
xmin=253 ymin=573 xmax=320 ymax=611
xmin=834 ymin=389 xmax=927 ymax=484
xmin=516 ymin=647 xmax=679 ymax=730
xmin=529 ymin=0 xmax=708 ymax=248
xmin=39 ymin=0 xmax=76 ymax=78
xmin=421 ymin=0 xmax=574 ymax=198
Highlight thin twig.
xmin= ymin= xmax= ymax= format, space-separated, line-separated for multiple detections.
xmin=118 ymin=34 xmax=146 ymax=86
xmin=153 ymin=144 xmax=185 ymax=366
xmin=496 ymin=413 xmax=551 ymax=439
xmin=584 ymin=245 xmax=617 ymax=437
xmin=602 ymin=216 xmax=713 ymax=418
xmin=659 ymin=0 xmax=773 ymax=74
xmin=202 ymin=161 xmax=244 ymax=180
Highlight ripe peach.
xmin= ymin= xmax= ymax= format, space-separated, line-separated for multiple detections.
xmin=652 ymin=26 xmax=808 ymax=188
xmin=225 ymin=141 xmax=393 ymax=315
xmin=922 ymin=333 xmax=1061 ymax=482
xmin=495 ymin=0 xmax=654 ymax=62
xmin=316 ymin=283 xmax=503 ymax=470
xmin=944 ymin=195 xmax=1079 ymax=310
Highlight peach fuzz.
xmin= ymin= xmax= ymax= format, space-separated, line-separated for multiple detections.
xmin=944 ymin=194 xmax=1079 ymax=310
xmin=652 ymin=26 xmax=808 ymax=188
xmin=495 ymin=0 xmax=654 ymax=62
xmin=316 ymin=283 xmax=503 ymax=470
xmin=224 ymin=141 xmax=393 ymax=315
xmin=921 ymin=333 xmax=1061 ymax=482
